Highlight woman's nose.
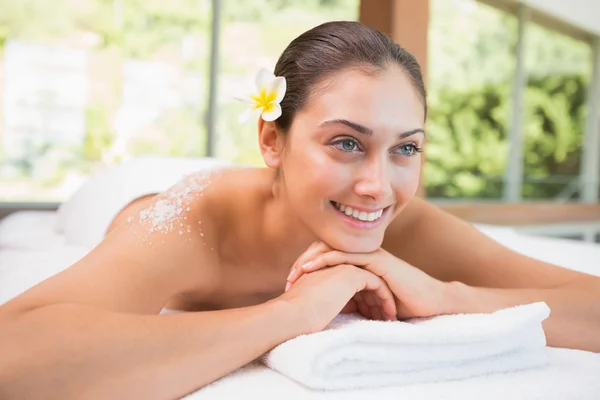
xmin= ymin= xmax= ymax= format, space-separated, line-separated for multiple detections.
xmin=353 ymin=159 xmax=393 ymax=202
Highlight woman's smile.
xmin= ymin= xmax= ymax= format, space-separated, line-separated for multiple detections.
xmin=329 ymin=200 xmax=392 ymax=230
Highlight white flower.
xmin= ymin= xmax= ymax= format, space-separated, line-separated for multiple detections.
xmin=236 ymin=68 xmax=286 ymax=123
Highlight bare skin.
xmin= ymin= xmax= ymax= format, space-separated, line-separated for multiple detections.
xmin=0 ymin=65 xmax=598 ymax=399
xmin=0 ymin=166 xmax=397 ymax=399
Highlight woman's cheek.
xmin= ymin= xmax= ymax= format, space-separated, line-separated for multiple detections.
xmin=394 ymin=164 xmax=421 ymax=200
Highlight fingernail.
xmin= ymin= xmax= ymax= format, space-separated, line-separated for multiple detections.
xmin=302 ymin=261 xmax=313 ymax=270
xmin=287 ymin=268 xmax=295 ymax=281
xmin=285 ymin=282 xmax=291 ymax=292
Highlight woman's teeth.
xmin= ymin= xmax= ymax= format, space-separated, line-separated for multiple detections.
xmin=332 ymin=202 xmax=384 ymax=222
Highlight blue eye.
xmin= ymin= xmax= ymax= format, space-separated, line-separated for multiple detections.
xmin=334 ymin=139 xmax=360 ymax=152
xmin=395 ymin=144 xmax=422 ymax=157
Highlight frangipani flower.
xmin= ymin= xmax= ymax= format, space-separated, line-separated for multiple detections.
xmin=236 ymin=68 xmax=286 ymax=123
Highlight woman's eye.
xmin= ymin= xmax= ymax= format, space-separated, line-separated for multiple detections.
xmin=396 ymin=144 xmax=421 ymax=156
xmin=334 ymin=139 xmax=360 ymax=152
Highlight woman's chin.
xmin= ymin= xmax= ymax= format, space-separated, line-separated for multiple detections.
xmin=320 ymin=234 xmax=383 ymax=254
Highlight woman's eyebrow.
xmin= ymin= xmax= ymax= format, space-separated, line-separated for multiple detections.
xmin=397 ymin=128 xmax=426 ymax=139
xmin=318 ymin=119 xmax=425 ymax=139
xmin=319 ymin=119 xmax=373 ymax=135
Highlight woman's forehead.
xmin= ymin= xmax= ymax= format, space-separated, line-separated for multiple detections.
xmin=299 ymin=68 xmax=425 ymax=130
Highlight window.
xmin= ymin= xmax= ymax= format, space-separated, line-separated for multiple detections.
xmin=522 ymin=23 xmax=592 ymax=200
xmin=0 ymin=0 xmax=360 ymax=203
xmin=0 ymin=0 xmax=212 ymax=202
xmin=426 ymin=0 xmax=517 ymax=199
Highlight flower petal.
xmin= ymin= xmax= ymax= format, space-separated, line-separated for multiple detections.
xmin=271 ymin=76 xmax=286 ymax=103
xmin=255 ymin=68 xmax=274 ymax=90
xmin=233 ymin=94 xmax=256 ymax=104
xmin=261 ymin=103 xmax=282 ymax=122
xmin=239 ymin=106 xmax=263 ymax=123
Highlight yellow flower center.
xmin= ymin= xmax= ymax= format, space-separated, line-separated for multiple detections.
xmin=251 ymin=87 xmax=277 ymax=111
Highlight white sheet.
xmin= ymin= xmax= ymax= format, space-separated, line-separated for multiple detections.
xmin=1 ymin=211 xmax=600 ymax=399
xmin=0 ymin=211 xmax=65 ymax=250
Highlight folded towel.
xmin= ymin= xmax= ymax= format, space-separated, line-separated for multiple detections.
xmin=187 ymin=348 xmax=600 ymax=400
xmin=262 ymin=302 xmax=551 ymax=390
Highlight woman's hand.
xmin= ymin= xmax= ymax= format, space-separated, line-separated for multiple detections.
xmin=284 ymin=241 xmax=397 ymax=320
xmin=284 ymin=241 xmax=334 ymax=292
xmin=278 ymin=263 xmax=398 ymax=335
xmin=286 ymin=244 xmax=448 ymax=320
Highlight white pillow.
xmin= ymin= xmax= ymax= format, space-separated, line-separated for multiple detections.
xmin=55 ymin=156 xmax=233 ymax=249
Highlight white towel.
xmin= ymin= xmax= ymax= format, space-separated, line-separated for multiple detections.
xmin=186 ymin=348 xmax=600 ymax=400
xmin=262 ymin=302 xmax=551 ymax=390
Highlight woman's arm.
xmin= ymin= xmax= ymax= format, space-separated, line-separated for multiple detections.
xmin=0 ymin=180 xmax=302 ymax=398
xmin=383 ymin=197 xmax=600 ymax=352
xmin=0 ymin=299 xmax=299 ymax=399
xmin=442 ymin=278 xmax=600 ymax=351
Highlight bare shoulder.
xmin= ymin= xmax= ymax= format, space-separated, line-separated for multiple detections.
xmin=0 ymin=167 xmax=233 ymax=316
xmin=383 ymin=195 xmax=441 ymax=238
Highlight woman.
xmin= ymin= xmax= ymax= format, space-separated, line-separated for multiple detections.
xmin=0 ymin=21 xmax=599 ymax=399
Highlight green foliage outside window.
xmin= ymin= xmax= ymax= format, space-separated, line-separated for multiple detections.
xmin=0 ymin=0 xmax=594 ymax=202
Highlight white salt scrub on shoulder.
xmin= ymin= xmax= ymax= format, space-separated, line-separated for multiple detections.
xmin=130 ymin=168 xmax=226 ymax=245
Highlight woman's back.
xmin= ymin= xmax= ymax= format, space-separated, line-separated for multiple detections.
xmin=154 ymin=166 xmax=308 ymax=312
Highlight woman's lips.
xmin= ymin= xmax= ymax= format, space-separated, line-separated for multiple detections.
xmin=330 ymin=201 xmax=391 ymax=230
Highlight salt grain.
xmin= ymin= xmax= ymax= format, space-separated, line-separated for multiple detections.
xmin=136 ymin=169 xmax=222 ymax=235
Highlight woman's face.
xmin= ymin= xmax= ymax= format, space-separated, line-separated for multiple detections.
xmin=279 ymin=66 xmax=425 ymax=253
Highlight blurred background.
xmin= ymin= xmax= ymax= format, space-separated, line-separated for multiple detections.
xmin=0 ymin=0 xmax=599 ymax=241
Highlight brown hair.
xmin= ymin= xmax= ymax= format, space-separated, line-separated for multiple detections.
xmin=273 ymin=20 xmax=427 ymax=132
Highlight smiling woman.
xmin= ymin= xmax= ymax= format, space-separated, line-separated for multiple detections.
xmin=1 ymin=20 xmax=599 ymax=399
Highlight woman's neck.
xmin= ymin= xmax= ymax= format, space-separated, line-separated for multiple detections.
xmin=214 ymin=167 xmax=317 ymax=273
xmin=257 ymin=168 xmax=318 ymax=270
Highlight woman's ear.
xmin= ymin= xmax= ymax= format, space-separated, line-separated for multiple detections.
xmin=258 ymin=119 xmax=284 ymax=169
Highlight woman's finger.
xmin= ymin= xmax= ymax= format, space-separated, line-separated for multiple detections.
xmin=370 ymin=303 xmax=383 ymax=321
xmin=340 ymin=299 xmax=358 ymax=314
xmin=288 ymin=250 xmax=375 ymax=285
xmin=312 ymin=251 xmax=376 ymax=271
xmin=338 ymin=275 xmax=396 ymax=321
xmin=287 ymin=253 xmax=398 ymax=321
xmin=346 ymin=266 xmax=397 ymax=321
xmin=364 ymin=290 xmax=385 ymax=321
xmin=350 ymin=293 xmax=378 ymax=320
xmin=286 ymin=241 xmax=332 ymax=284
xmin=359 ymin=268 xmax=398 ymax=321
xmin=354 ymin=291 xmax=371 ymax=319
xmin=287 ymin=250 xmax=348 ymax=284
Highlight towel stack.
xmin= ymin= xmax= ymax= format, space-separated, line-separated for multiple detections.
xmin=262 ymin=302 xmax=551 ymax=390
